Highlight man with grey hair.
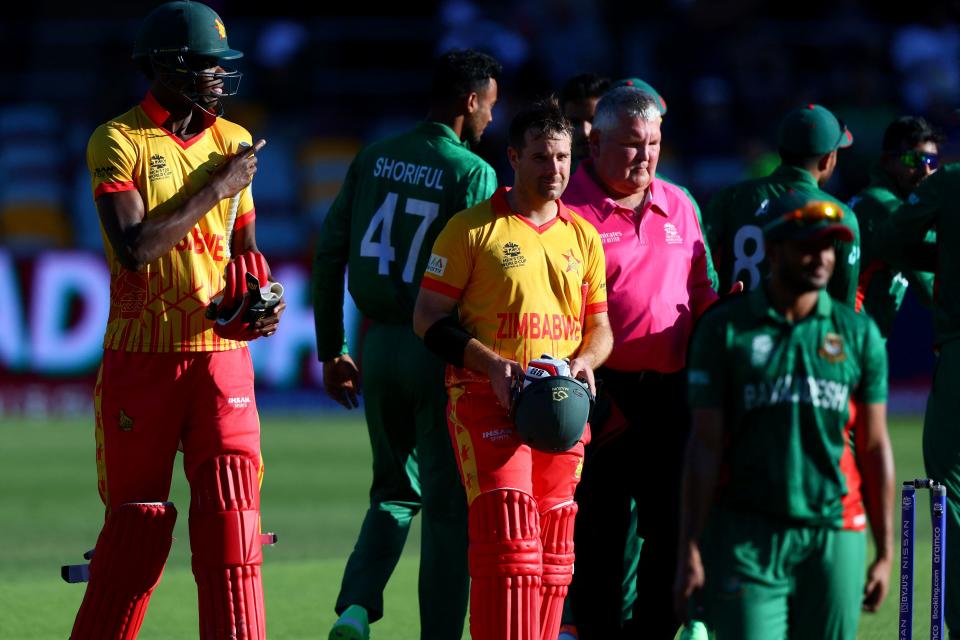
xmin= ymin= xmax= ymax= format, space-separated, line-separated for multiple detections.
xmin=563 ymin=86 xmax=717 ymax=639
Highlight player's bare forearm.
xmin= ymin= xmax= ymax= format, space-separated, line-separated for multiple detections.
xmin=857 ymin=402 xmax=895 ymax=561
xmin=573 ymin=311 xmax=612 ymax=371
xmin=674 ymin=408 xmax=724 ymax=620
xmin=98 ymin=141 xmax=263 ymax=271
xmin=678 ymin=409 xmax=724 ymax=549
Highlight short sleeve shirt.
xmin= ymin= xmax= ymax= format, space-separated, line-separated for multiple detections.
xmin=88 ymin=92 xmax=254 ymax=352
xmin=688 ymin=288 xmax=887 ymax=526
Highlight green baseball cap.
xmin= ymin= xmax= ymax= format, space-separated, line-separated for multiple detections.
xmin=777 ymin=104 xmax=853 ymax=155
xmin=763 ymin=190 xmax=853 ymax=243
xmin=133 ymin=1 xmax=243 ymax=61
xmin=611 ymin=77 xmax=667 ymax=115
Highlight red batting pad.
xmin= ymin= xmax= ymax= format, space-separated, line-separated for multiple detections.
xmin=71 ymin=502 xmax=177 ymax=640
xmin=538 ymin=502 xmax=577 ymax=640
xmin=468 ymin=490 xmax=542 ymax=640
xmin=189 ymin=455 xmax=265 ymax=640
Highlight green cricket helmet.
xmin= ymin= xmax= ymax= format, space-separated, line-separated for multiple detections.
xmin=133 ymin=1 xmax=243 ymax=115
xmin=512 ymin=356 xmax=593 ymax=453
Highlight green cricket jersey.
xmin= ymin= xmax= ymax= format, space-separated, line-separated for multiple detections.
xmin=848 ymin=167 xmax=935 ymax=339
xmin=877 ymin=163 xmax=960 ymax=347
xmin=703 ymin=165 xmax=861 ymax=307
xmin=688 ymin=288 xmax=887 ymax=526
xmin=312 ymin=121 xmax=497 ymax=360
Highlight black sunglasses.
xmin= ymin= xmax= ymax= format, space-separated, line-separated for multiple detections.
xmin=900 ymin=150 xmax=939 ymax=171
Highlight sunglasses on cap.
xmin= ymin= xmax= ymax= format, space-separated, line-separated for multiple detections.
xmin=781 ymin=201 xmax=844 ymax=224
xmin=900 ymin=150 xmax=939 ymax=171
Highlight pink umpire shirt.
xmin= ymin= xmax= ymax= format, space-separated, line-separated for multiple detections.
xmin=563 ymin=161 xmax=717 ymax=373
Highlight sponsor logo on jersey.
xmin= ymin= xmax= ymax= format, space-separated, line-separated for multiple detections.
xmin=500 ymin=242 xmax=527 ymax=269
xmin=482 ymin=428 xmax=513 ymax=443
xmin=94 ymin=166 xmax=121 ymax=180
xmin=118 ymin=409 xmax=134 ymax=431
xmin=149 ymin=154 xmax=172 ymax=181
xmin=754 ymin=198 xmax=770 ymax=217
xmin=562 ymin=249 xmax=581 ymax=273
xmin=372 ymin=156 xmax=444 ymax=190
xmin=227 ymin=396 xmax=252 ymax=409
xmin=751 ymin=334 xmax=773 ymax=366
xmin=818 ymin=332 xmax=846 ymax=363
xmin=575 ymin=457 xmax=584 ymax=479
xmin=599 ymin=231 xmax=623 ymax=245
xmin=426 ymin=254 xmax=447 ymax=276
xmin=664 ymin=222 xmax=683 ymax=245
xmin=743 ymin=375 xmax=849 ymax=411
xmin=496 ymin=312 xmax=582 ymax=341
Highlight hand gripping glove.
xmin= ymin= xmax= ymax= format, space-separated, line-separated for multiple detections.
xmin=206 ymin=251 xmax=283 ymax=341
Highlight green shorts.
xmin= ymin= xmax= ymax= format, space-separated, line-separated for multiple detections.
xmin=699 ymin=508 xmax=866 ymax=640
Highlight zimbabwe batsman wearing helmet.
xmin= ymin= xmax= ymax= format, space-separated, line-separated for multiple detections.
xmin=67 ymin=2 xmax=283 ymax=638
xmin=414 ymin=98 xmax=613 ymax=640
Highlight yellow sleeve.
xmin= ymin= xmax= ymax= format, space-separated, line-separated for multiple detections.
xmin=582 ymin=224 xmax=607 ymax=315
xmin=420 ymin=212 xmax=474 ymax=300
xmin=87 ymin=124 xmax=137 ymax=199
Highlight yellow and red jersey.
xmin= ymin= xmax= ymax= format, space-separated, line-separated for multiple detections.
xmin=88 ymin=92 xmax=255 ymax=352
xmin=422 ymin=187 xmax=607 ymax=383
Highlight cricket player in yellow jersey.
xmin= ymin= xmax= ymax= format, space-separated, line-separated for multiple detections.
xmin=414 ymin=98 xmax=613 ymax=640
xmin=68 ymin=3 xmax=283 ymax=639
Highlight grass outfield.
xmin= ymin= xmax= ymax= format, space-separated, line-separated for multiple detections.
xmin=0 ymin=413 xmax=938 ymax=639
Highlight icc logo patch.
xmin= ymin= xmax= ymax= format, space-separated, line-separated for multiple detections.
xmin=818 ymin=332 xmax=846 ymax=363
xmin=751 ymin=334 xmax=773 ymax=367
xmin=500 ymin=242 xmax=527 ymax=269
xmin=149 ymin=154 xmax=171 ymax=182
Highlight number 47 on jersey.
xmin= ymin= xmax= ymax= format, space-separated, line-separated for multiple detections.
xmin=360 ymin=192 xmax=440 ymax=283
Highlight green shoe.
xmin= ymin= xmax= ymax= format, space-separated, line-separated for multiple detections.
xmin=329 ymin=605 xmax=370 ymax=640
xmin=678 ymin=620 xmax=709 ymax=640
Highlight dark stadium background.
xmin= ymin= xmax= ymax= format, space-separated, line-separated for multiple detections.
xmin=3 ymin=0 xmax=957 ymax=416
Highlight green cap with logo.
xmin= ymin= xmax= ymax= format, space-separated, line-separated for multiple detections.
xmin=778 ymin=104 xmax=852 ymax=155
xmin=763 ymin=190 xmax=854 ymax=243
xmin=512 ymin=376 xmax=592 ymax=453
xmin=133 ymin=1 xmax=243 ymax=61
xmin=611 ymin=77 xmax=667 ymax=115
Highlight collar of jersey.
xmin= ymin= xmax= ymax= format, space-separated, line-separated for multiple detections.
xmin=571 ymin=160 xmax=667 ymax=221
xmin=771 ymin=164 xmax=820 ymax=191
xmin=752 ymin=285 xmax=832 ymax=324
xmin=868 ymin=164 xmax=908 ymax=200
xmin=140 ymin=91 xmax=216 ymax=150
xmin=417 ymin=121 xmax=466 ymax=147
xmin=491 ymin=186 xmax=572 ymax=231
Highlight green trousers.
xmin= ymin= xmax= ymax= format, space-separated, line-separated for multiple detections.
xmin=923 ymin=339 xmax=960 ymax=636
xmin=334 ymin=323 xmax=468 ymax=639
xmin=701 ymin=508 xmax=866 ymax=640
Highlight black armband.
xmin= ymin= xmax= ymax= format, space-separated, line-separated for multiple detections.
xmin=423 ymin=316 xmax=473 ymax=368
